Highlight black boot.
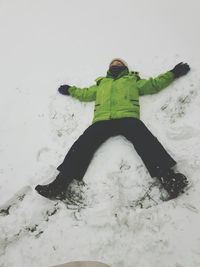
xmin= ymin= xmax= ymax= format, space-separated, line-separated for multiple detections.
xmin=35 ymin=173 xmax=70 ymax=200
xmin=158 ymin=169 xmax=189 ymax=199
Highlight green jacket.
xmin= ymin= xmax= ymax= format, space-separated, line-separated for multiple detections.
xmin=68 ymin=69 xmax=175 ymax=124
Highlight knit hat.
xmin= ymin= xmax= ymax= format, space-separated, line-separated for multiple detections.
xmin=109 ymin=58 xmax=128 ymax=68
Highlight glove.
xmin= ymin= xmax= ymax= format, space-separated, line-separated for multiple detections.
xmin=58 ymin=84 xmax=71 ymax=95
xmin=170 ymin=62 xmax=190 ymax=78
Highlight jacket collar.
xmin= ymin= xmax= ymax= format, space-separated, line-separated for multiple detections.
xmin=106 ymin=68 xmax=129 ymax=79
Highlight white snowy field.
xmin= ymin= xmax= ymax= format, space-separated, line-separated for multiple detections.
xmin=1 ymin=0 xmax=200 ymax=266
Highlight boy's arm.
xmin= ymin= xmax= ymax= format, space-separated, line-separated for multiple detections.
xmin=68 ymin=84 xmax=97 ymax=102
xmin=58 ymin=84 xmax=97 ymax=102
xmin=137 ymin=62 xmax=190 ymax=96
xmin=137 ymin=71 xmax=175 ymax=96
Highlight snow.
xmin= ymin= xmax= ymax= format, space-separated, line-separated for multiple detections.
xmin=0 ymin=0 xmax=200 ymax=266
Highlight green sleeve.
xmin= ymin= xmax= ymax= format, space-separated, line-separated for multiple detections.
xmin=68 ymin=84 xmax=97 ymax=102
xmin=137 ymin=71 xmax=175 ymax=96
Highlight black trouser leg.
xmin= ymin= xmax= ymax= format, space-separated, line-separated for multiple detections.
xmin=119 ymin=118 xmax=176 ymax=177
xmin=57 ymin=120 xmax=119 ymax=182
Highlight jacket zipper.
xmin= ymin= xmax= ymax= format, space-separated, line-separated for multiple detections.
xmin=110 ymin=80 xmax=114 ymax=119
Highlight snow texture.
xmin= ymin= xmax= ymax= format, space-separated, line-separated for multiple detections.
xmin=0 ymin=0 xmax=200 ymax=267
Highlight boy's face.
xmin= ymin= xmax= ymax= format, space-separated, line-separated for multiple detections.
xmin=110 ymin=60 xmax=125 ymax=67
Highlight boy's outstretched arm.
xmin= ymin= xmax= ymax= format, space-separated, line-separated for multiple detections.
xmin=137 ymin=62 xmax=190 ymax=96
xmin=58 ymin=84 xmax=97 ymax=102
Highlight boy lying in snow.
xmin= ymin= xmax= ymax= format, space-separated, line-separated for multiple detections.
xmin=35 ymin=59 xmax=190 ymax=200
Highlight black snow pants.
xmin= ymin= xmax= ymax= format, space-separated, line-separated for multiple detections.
xmin=57 ymin=118 xmax=176 ymax=182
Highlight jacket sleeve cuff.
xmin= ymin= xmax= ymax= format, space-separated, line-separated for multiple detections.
xmin=168 ymin=70 xmax=176 ymax=79
xmin=68 ymin=86 xmax=76 ymax=96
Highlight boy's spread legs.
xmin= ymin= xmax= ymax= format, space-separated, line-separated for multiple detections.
xmin=35 ymin=118 xmax=189 ymax=200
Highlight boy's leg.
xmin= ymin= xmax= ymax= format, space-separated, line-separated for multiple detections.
xmin=119 ymin=118 xmax=189 ymax=198
xmin=119 ymin=118 xmax=176 ymax=178
xmin=57 ymin=120 xmax=116 ymax=181
xmin=35 ymin=120 xmax=118 ymax=198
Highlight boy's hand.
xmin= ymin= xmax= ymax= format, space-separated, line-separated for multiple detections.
xmin=58 ymin=85 xmax=71 ymax=95
xmin=170 ymin=62 xmax=190 ymax=78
